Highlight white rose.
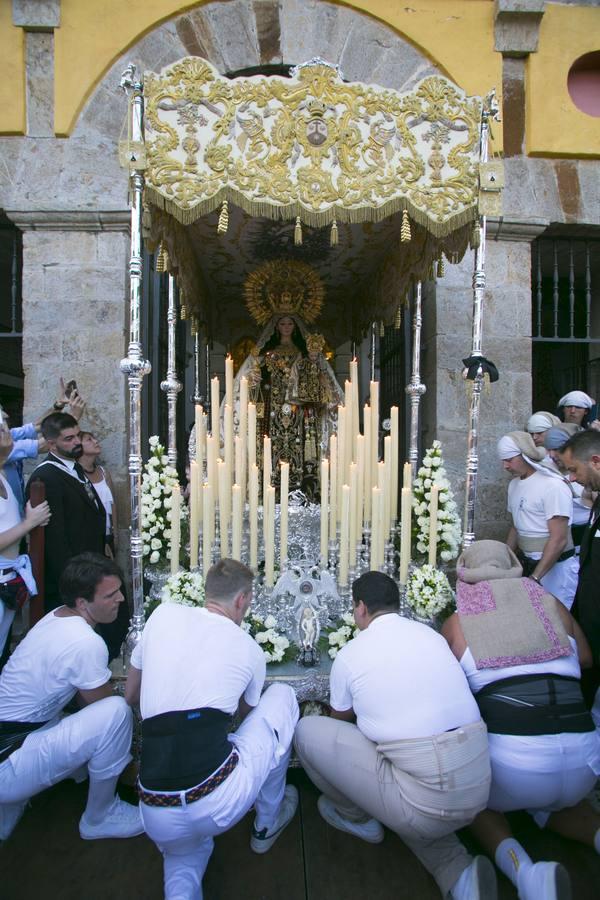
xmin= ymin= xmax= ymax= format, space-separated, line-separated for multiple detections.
xmin=151 ymin=538 xmax=162 ymax=550
xmin=149 ymin=550 xmax=160 ymax=564
xmin=149 ymin=436 xmax=159 ymax=447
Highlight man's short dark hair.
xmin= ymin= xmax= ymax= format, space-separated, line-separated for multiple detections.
xmin=561 ymin=430 xmax=600 ymax=461
xmin=59 ymin=553 xmax=123 ymax=608
xmin=352 ymin=571 xmax=399 ymax=614
xmin=41 ymin=412 xmax=78 ymax=441
xmin=204 ymin=558 xmax=253 ymax=604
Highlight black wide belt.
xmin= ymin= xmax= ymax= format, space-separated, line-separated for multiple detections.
xmin=476 ymin=673 xmax=594 ymax=736
xmin=138 ymin=750 xmax=239 ymax=808
xmin=0 ymin=719 xmax=48 ymax=764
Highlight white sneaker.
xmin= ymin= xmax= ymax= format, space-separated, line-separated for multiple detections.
xmin=0 ymin=800 xmax=27 ymax=841
xmin=250 ymin=785 xmax=298 ymax=854
xmin=517 ymin=861 xmax=571 ymax=900
xmin=317 ymin=794 xmax=384 ymax=844
xmin=79 ymin=798 xmax=144 ymax=840
xmin=451 ymin=856 xmax=497 ymax=900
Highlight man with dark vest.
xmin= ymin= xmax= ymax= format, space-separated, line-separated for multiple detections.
xmin=561 ymin=430 xmax=600 ymax=709
xmin=25 ymin=413 xmax=127 ymax=659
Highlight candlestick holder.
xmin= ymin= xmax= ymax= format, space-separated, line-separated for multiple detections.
xmin=361 ymin=525 xmax=371 ymax=569
xmin=328 ymin=538 xmax=337 ymax=574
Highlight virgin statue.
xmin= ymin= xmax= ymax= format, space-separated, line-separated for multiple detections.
xmin=242 ymin=310 xmax=342 ymax=499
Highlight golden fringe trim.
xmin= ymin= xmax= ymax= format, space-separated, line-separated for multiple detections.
xmin=155 ymin=243 xmax=168 ymax=273
xmin=330 ymin=219 xmax=338 ymax=247
xmin=394 ymin=306 xmax=402 ymax=329
xmin=470 ymin=222 xmax=481 ymax=250
xmin=190 ymin=317 xmax=198 ymax=336
xmin=400 ymin=209 xmax=411 ymax=242
xmin=437 ymin=257 xmax=445 ymax=278
xmin=142 ymin=185 xmax=478 ymax=241
xmin=379 ymin=321 xmax=385 ymax=338
xmin=217 ymin=199 xmax=229 ymax=235
xmin=294 ymin=216 xmax=303 ymax=246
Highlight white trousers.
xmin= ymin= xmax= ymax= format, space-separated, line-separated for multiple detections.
xmin=487 ymin=730 xmax=600 ymax=826
xmin=533 ymin=555 xmax=579 ymax=610
xmin=0 ymin=696 xmax=133 ymax=803
xmin=140 ymin=684 xmax=299 ymax=900
xmin=0 ymin=601 xmax=16 ymax=660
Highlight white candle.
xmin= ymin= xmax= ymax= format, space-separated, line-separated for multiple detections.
xmin=279 ymin=461 xmax=289 ymax=570
xmin=350 ymin=358 xmax=359 ymax=460
xmin=218 ymin=459 xmax=230 ymax=557
xmin=403 ymin=461 xmax=412 ymax=491
xmin=239 ymin=377 xmax=248 ymax=497
xmin=202 ymin=482 xmax=213 ymax=574
xmin=339 ymin=485 xmax=350 ymax=586
xmin=428 ymin=484 xmax=440 ymax=567
xmin=355 ymin=434 xmax=365 ymax=548
xmin=390 ymin=406 xmax=399 ymax=523
xmin=232 ymin=484 xmax=242 ymax=561
xmin=224 ymin=404 xmax=234 ymax=492
xmin=344 ymin=380 xmax=353 ymax=468
xmin=363 ymin=405 xmax=371 ymax=522
xmin=320 ymin=458 xmax=329 ymax=565
xmin=189 ymin=461 xmax=199 ymax=569
xmin=170 ymin=483 xmax=181 ymax=575
xmin=234 ymin=435 xmax=244 ymax=502
xmin=206 ymin=435 xmax=217 ymax=496
xmin=211 ymin=376 xmax=220 ymax=442
xmin=194 ymin=404 xmax=204 ymax=471
xmin=399 ymin=487 xmax=412 ymax=584
xmin=378 ymin=460 xmax=387 ymax=541
xmin=249 ymin=464 xmax=259 ymax=570
xmin=225 ymin=354 xmax=234 ymax=410
xmin=383 ymin=436 xmax=392 ymax=538
xmin=349 ymin=462 xmax=358 ymax=568
xmin=263 ymin=435 xmax=271 ymax=509
xmin=337 ymin=406 xmax=346 ymax=519
xmin=248 ymin=402 xmax=257 ymax=470
xmin=371 ymin=486 xmax=381 ymax=571
xmin=370 ymin=380 xmax=379 ymax=487
xmin=265 ymin=485 xmax=276 ymax=587
xmin=329 ymin=434 xmax=337 ymax=541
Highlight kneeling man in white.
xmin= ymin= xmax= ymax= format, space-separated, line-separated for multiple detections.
xmin=295 ymin=571 xmax=496 ymax=900
xmin=0 ymin=552 xmax=142 ymax=841
xmin=125 ymin=558 xmax=299 ymax=900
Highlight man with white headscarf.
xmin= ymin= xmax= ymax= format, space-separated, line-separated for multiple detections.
xmin=497 ymin=431 xmax=579 ymax=608
xmin=557 ymin=391 xmax=600 ymax=431
xmin=526 ymin=411 xmax=560 ymax=447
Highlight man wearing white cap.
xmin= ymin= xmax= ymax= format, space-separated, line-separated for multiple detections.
xmin=557 ymin=391 xmax=599 ymax=431
xmin=526 ymin=411 xmax=561 ymax=447
xmin=497 ymin=431 xmax=579 ymax=609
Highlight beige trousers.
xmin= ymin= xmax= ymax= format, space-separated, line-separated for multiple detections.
xmin=294 ymin=717 xmax=491 ymax=898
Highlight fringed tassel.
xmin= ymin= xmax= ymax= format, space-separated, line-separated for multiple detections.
xmin=379 ymin=321 xmax=385 ymax=338
xmin=470 ymin=222 xmax=481 ymax=250
xmin=156 ymin=243 xmax=168 ymax=273
xmin=180 ymin=305 xmax=188 ymax=321
xmin=394 ymin=306 xmax=402 ymax=329
xmin=217 ymin=199 xmax=229 ymax=235
xmin=142 ymin=202 xmax=152 ymax=232
xmin=294 ymin=216 xmax=303 ymax=246
xmin=190 ymin=317 xmax=198 ymax=336
xmin=437 ymin=257 xmax=445 ymax=278
xmin=400 ymin=209 xmax=411 ymax=243
xmin=330 ymin=219 xmax=338 ymax=247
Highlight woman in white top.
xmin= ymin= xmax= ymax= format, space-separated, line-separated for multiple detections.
xmin=0 ymin=416 xmax=51 ymax=667
xmin=79 ymin=432 xmax=117 ymax=557
xmin=443 ymin=540 xmax=600 ymax=900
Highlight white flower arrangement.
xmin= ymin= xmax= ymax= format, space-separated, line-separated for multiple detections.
xmin=326 ymin=612 xmax=359 ymax=660
xmin=144 ymin=569 xmax=205 ymax=618
xmin=412 ymin=440 xmax=462 ymax=562
xmin=405 ymin=564 xmax=455 ymax=621
xmin=141 ymin=436 xmax=186 ymax=568
xmin=242 ymin=613 xmax=291 ymax=664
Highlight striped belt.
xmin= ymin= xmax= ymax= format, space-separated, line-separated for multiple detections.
xmin=137 ymin=749 xmax=239 ymax=808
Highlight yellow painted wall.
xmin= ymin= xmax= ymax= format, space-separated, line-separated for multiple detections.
xmin=527 ymin=4 xmax=600 ymax=158
xmin=0 ymin=3 xmax=25 ymax=135
xmin=52 ymin=0 xmax=499 ymax=137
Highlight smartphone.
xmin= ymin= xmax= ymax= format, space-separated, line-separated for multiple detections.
xmin=65 ymin=379 xmax=77 ymax=398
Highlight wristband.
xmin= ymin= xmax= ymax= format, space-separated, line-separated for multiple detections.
xmin=53 ymin=401 xmax=66 ymax=411
xmin=531 ymin=574 xmax=541 ymax=584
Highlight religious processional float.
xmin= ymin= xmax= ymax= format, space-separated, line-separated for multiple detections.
xmin=140 ymin=362 xmax=461 ymax=671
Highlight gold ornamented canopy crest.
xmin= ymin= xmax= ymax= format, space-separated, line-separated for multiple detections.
xmin=244 ymin=260 xmax=324 ymax=325
xmin=143 ymin=57 xmax=483 ymax=237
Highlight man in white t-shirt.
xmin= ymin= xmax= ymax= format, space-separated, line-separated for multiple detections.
xmin=497 ymin=431 xmax=579 ymax=608
xmin=294 ymin=572 xmax=495 ymax=900
xmin=125 ymin=558 xmax=299 ymax=900
xmin=0 ymin=552 xmax=143 ymax=842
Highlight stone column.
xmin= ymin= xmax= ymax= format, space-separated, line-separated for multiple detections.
xmin=421 ymin=233 xmax=541 ymax=541
xmin=12 ymin=211 xmax=131 ymax=554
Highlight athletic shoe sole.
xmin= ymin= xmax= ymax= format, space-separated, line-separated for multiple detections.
xmin=317 ymin=795 xmax=384 ymax=844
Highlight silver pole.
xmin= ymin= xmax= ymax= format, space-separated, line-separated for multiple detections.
xmin=406 ymin=282 xmax=426 ymax=478
xmin=463 ymin=92 xmax=499 ymax=547
xmin=205 ymin=341 xmax=211 ymax=418
xmin=119 ymin=64 xmax=151 ymax=652
xmin=193 ymin=326 xmax=203 ymax=405
xmin=160 ymin=274 xmax=182 ymax=467
xmin=370 ymin=322 xmax=377 ymax=381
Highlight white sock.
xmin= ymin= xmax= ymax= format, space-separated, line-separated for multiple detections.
xmin=594 ymin=828 xmax=600 ymax=854
xmin=495 ymin=838 xmax=532 ymax=887
xmin=84 ymin=775 xmax=119 ymax=824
